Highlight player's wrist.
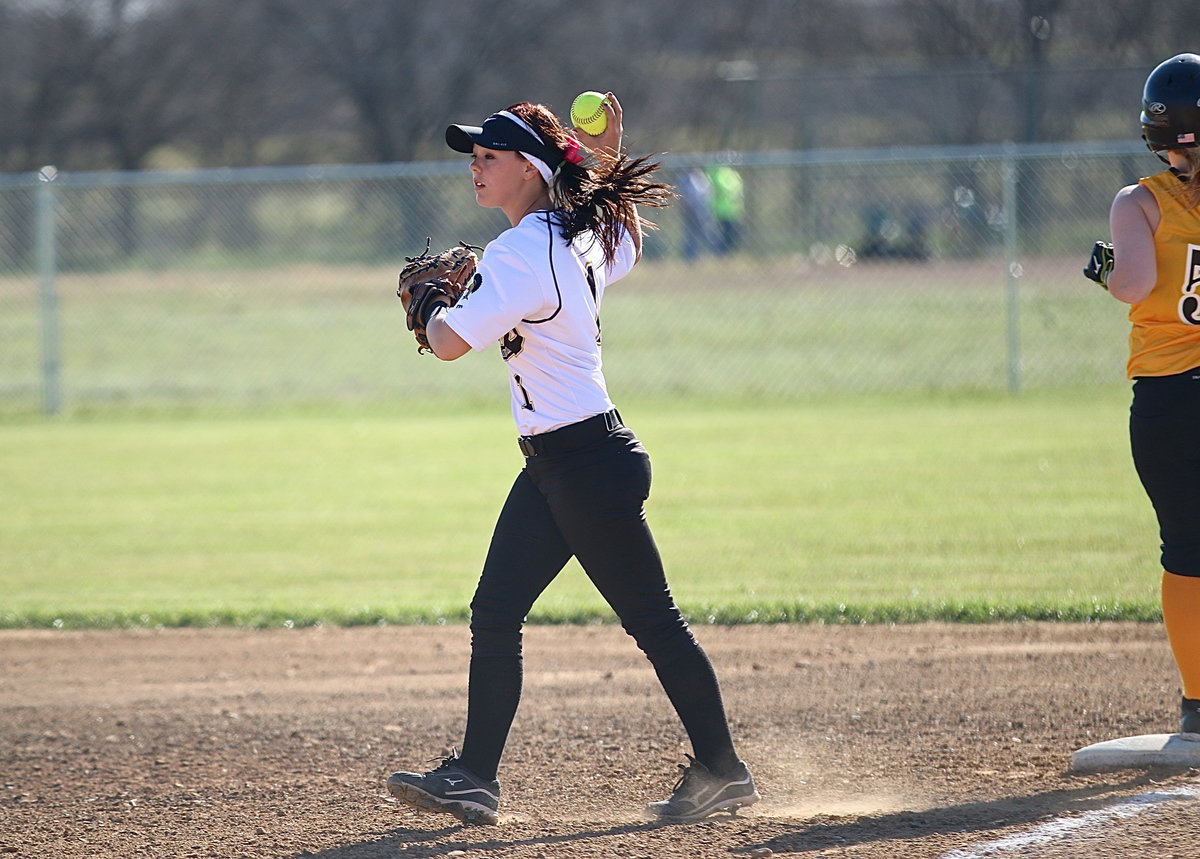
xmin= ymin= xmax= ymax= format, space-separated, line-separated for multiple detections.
xmin=416 ymin=291 xmax=452 ymax=327
xmin=423 ymin=301 xmax=450 ymax=326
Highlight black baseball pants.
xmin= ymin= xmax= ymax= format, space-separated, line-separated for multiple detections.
xmin=1130 ymin=368 xmax=1200 ymax=577
xmin=456 ymin=416 xmax=739 ymax=782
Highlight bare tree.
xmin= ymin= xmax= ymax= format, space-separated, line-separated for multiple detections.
xmin=254 ymin=0 xmax=520 ymax=164
xmin=0 ymin=0 xmax=97 ymax=172
xmin=7 ymin=0 xmax=1200 ymax=178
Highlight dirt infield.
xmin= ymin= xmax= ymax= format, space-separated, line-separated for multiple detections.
xmin=4 ymin=623 xmax=1199 ymax=858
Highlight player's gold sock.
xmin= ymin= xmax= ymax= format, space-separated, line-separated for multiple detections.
xmin=1161 ymin=570 xmax=1200 ymax=699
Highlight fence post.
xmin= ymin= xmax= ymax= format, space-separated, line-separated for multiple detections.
xmin=36 ymin=166 xmax=61 ymax=416
xmin=1002 ymin=151 xmax=1021 ymax=394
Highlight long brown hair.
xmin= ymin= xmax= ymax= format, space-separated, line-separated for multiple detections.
xmin=505 ymin=102 xmax=674 ymax=264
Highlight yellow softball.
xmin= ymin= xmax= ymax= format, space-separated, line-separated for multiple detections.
xmin=570 ymin=91 xmax=609 ymax=136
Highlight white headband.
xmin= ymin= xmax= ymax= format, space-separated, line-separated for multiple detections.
xmin=498 ymin=110 xmax=555 ymax=184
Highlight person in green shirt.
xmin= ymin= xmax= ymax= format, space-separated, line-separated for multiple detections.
xmin=705 ymin=164 xmax=744 ymax=255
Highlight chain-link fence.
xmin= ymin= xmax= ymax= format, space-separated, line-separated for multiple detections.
xmin=0 ymin=142 xmax=1153 ymax=416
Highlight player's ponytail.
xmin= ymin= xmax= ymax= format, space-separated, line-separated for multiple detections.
xmin=506 ymin=102 xmax=674 ymax=266
xmin=561 ymin=153 xmax=674 ymax=265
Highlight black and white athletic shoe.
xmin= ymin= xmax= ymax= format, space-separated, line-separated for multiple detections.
xmin=387 ymin=753 xmax=500 ymax=825
xmin=645 ymin=755 xmax=759 ymax=823
xmin=1181 ymin=696 xmax=1200 ymax=735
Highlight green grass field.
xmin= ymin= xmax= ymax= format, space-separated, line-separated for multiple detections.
xmin=0 ymin=387 xmax=1162 ymax=629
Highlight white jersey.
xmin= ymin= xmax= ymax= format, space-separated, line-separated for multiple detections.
xmin=444 ymin=211 xmax=637 ymax=435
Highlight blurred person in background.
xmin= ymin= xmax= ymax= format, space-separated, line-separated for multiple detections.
xmin=680 ymin=167 xmax=715 ymax=261
xmin=705 ymin=163 xmax=744 ymax=255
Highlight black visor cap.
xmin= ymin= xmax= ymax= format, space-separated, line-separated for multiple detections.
xmin=445 ymin=114 xmax=562 ymax=167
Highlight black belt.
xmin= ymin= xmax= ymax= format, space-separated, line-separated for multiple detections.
xmin=518 ymin=409 xmax=623 ymax=458
xmin=1133 ymin=366 xmax=1200 ymax=383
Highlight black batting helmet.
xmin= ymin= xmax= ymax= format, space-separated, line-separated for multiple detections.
xmin=1142 ymin=53 xmax=1200 ymax=158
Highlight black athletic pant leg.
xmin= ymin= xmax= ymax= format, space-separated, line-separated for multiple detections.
xmin=459 ymin=469 xmax=572 ymax=781
xmin=529 ymin=430 xmax=739 ymax=775
xmin=1130 ymin=372 xmax=1200 ymax=577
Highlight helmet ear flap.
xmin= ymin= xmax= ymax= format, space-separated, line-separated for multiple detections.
xmin=1141 ymin=53 xmax=1200 ymax=156
xmin=1142 ymin=132 xmax=1174 ymax=165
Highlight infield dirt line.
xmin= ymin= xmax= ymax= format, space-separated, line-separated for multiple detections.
xmin=937 ymin=780 xmax=1200 ymax=858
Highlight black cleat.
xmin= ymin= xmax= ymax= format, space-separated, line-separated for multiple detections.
xmin=646 ymin=755 xmax=759 ymax=823
xmin=387 ymin=752 xmax=500 ymax=825
xmin=1181 ymin=697 xmax=1200 ymax=735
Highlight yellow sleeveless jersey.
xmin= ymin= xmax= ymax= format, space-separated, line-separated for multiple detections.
xmin=1127 ymin=169 xmax=1200 ymax=378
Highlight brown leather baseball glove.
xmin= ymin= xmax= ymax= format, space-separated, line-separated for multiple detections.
xmin=397 ymin=241 xmax=479 ymax=353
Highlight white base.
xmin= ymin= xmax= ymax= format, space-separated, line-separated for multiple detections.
xmin=1071 ymin=732 xmax=1200 ymax=771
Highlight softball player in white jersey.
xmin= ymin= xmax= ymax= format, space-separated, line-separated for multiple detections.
xmin=386 ymin=95 xmax=758 ymax=825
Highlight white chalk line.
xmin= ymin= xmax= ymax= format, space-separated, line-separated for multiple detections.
xmin=939 ymin=781 xmax=1200 ymax=858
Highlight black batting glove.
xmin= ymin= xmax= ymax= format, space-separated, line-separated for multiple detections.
xmin=1083 ymin=240 xmax=1114 ymax=290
